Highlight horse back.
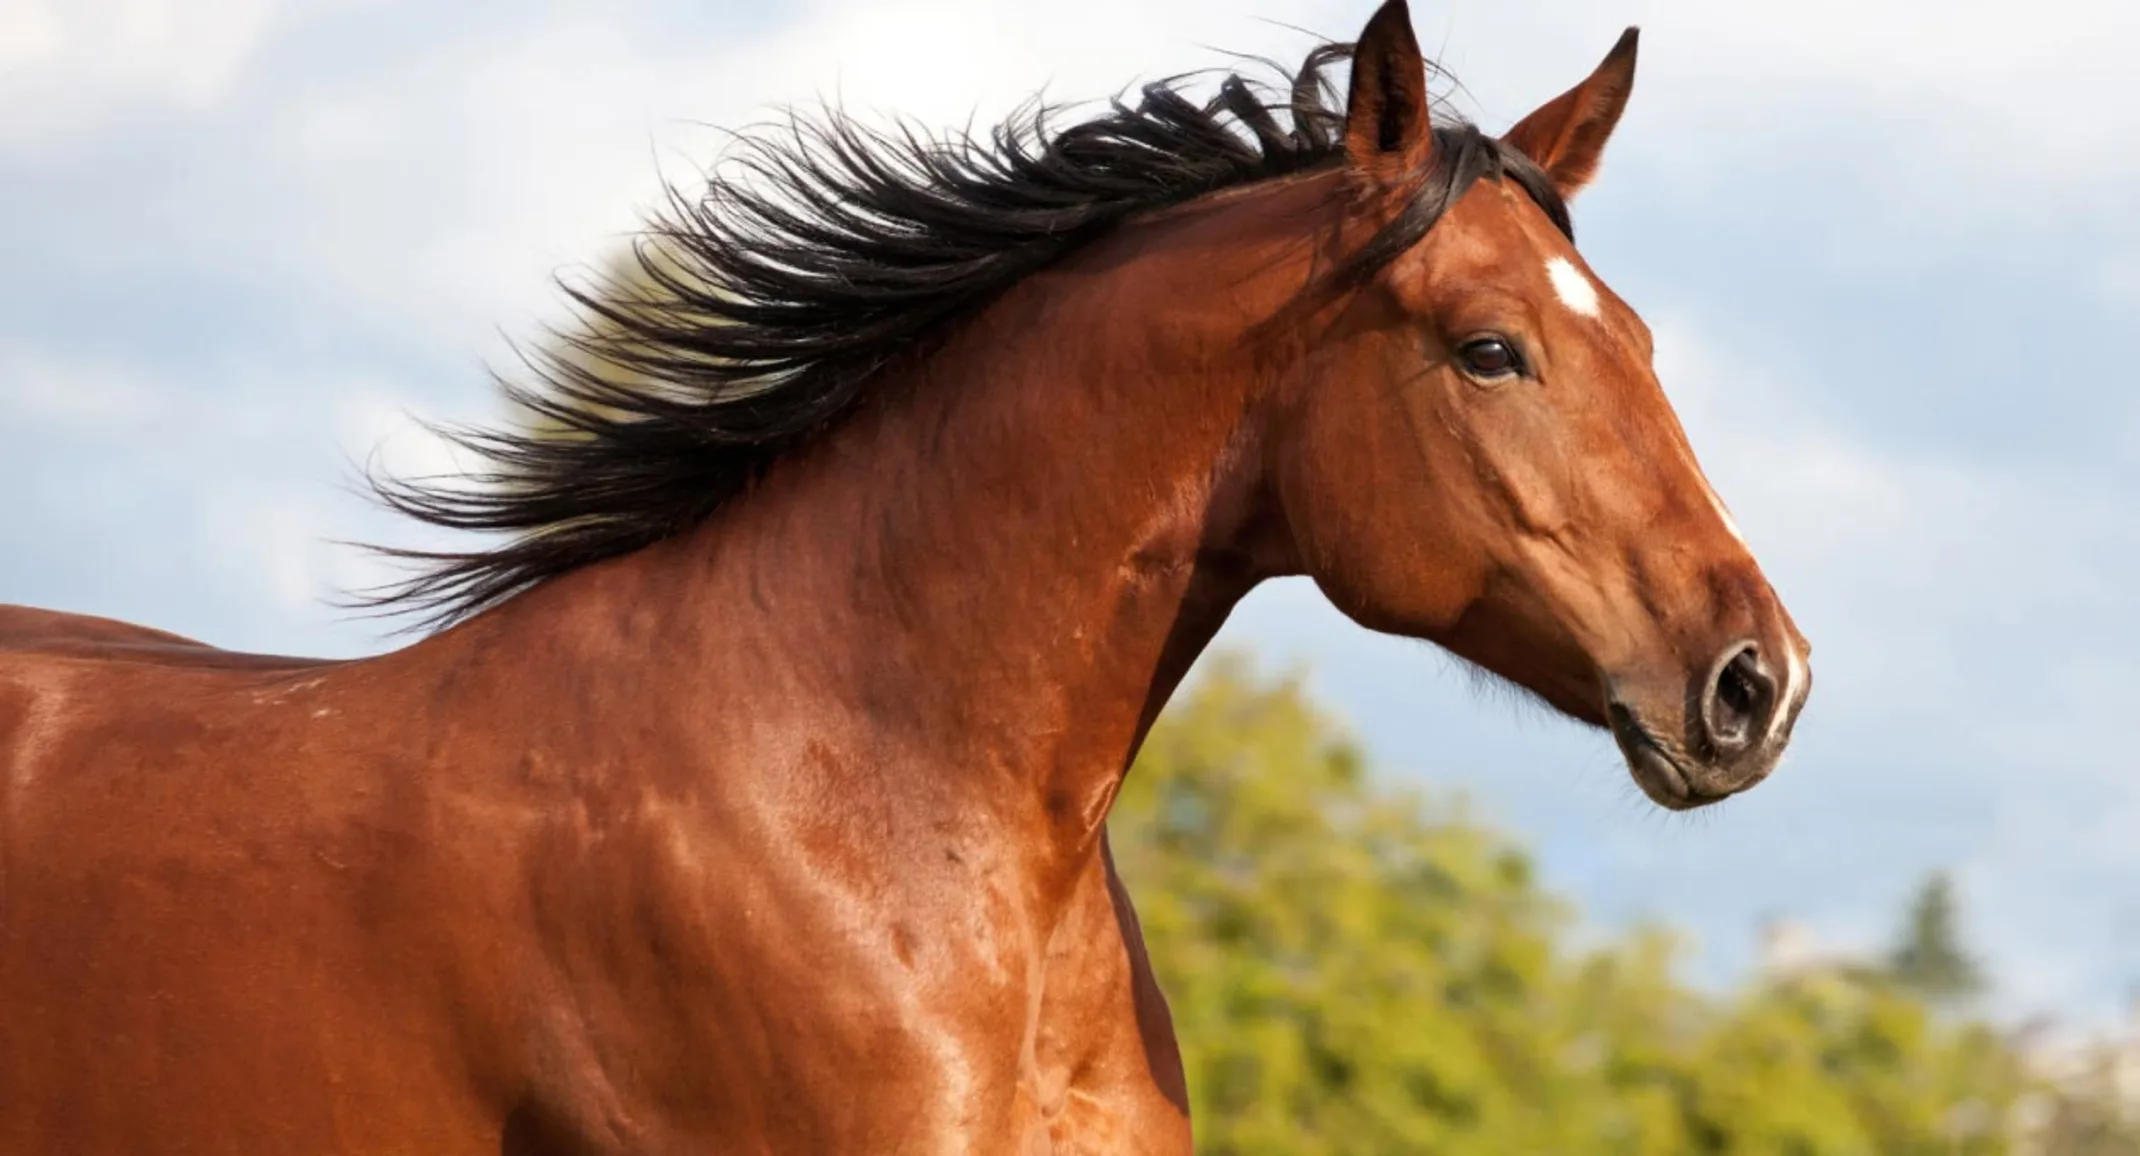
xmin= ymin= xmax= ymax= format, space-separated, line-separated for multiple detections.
xmin=0 ymin=606 xmax=520 ymax=1150
xmin=0 ymin=605 xmax=335 ymax=670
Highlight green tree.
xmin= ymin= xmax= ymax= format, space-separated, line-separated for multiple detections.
xmin=1109 ymin=653 xmax=2029 ymax=1154
xmin=1686 ymin=970 xmax=2019 ymax=1154
xmin=1888 ymin=871 xmax=1988 ymax=1007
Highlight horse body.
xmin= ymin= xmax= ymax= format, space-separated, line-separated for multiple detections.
xmin=2 ymin=4 xmax=1812 ymax=1151
xmin=0 ymin=591 xmax=1193 ymax=1153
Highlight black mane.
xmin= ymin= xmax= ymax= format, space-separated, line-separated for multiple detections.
xmin=357 ymin=39 xmax=1570 ymax=629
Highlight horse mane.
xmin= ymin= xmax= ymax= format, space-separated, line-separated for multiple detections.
xmin=355 ymin=38 xmax=1571 ymax=630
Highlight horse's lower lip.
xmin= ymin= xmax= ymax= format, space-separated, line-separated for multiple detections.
xmin=1626 ymin=742 xmax=1699 ymax=807
xmin=1607 ymin=702 xmax=1712 ymax=810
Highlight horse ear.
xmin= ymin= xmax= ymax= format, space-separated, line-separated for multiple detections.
xmin=1343 ymin=0 xmax=1435 ymax=188
xmin=1501 ymin=27 xmax=1639 ymax=199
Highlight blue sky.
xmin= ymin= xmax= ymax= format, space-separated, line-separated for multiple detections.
xmin=6 ymin=0 xmax=2140 ymax=1034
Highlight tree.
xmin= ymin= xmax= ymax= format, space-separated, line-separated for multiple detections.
xmin=1108 ymin=653 xmax=2029 ymax=1154
xmin=1888 ymin=871 xmax=1988 ymax=1007
xmin=1110 ymin=655 xmax=1609 ymax=1154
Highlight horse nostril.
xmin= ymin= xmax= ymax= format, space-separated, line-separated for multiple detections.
xmin=1701 ymin=645 xmax=1774 ymax=757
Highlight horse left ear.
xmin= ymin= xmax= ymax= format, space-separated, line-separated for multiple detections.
xmin=1343 ymin=0 xmax=1435 ymax=190
xmin=1501 ymin=27 xmax=1639 ymax=199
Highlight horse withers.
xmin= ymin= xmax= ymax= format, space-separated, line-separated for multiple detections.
xmin=0 ymin=2 xmax=1808 ymax=1152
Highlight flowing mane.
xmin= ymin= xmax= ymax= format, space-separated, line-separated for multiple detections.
xmin=358 ymin=38 xmax=1572 ymax=629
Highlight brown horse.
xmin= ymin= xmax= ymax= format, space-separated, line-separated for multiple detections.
xmin=0 ymin=3 xmax=1809 ymax=1152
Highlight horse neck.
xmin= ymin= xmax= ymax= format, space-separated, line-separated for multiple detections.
xmin=460 ymin=173 xmax=1336 ymax=877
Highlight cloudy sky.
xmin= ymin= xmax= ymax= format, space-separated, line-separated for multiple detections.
xmin=6 ymin=0 xmax=2140 ymax=1030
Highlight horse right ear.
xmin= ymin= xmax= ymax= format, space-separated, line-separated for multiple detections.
xmin=1343 ymin=0 xmax=1436 ymax=190
xmin=1500 ymin=27 xmax=1640 ymax=200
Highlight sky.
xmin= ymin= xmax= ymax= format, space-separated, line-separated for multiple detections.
xmin=5 ymin=0 xmax=2140 ymax=1034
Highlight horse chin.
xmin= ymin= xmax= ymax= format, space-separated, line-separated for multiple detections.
xmin=1607 ymin=703 xmax=1729 ymax=812
xmin=1623 ymin=748 xmax=1721 ymax=812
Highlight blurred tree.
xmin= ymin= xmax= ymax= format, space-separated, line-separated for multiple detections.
xmin=2009 ymin=1015 xmax=2140 ymax=1156
xmin=1109 ymin=653 xmax=2030 ymax=1154
xmin=1889 ymin=871 xmax=1988 ymax=1008
xmin=2026 ymin=1085 xmax=2140 ymax=1156
xmin=1686 ymin=970 xmax=2020 ymax=1154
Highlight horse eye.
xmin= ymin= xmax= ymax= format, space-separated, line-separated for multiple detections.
xmin=1456 ymin=337 xmax=1524 ymax=380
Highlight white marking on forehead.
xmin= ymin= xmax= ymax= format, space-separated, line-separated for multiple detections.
xmin=1545 ymin=256 xmax=1600 ymax=319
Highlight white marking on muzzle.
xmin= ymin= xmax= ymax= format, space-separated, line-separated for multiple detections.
xmin=1768 ymin=634 xmax=1805 ymax=747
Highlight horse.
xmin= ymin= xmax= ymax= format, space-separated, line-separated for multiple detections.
xmin=0 ymin=2 xmax=1810 ymax=1151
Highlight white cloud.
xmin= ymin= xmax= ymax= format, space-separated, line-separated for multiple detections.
xmin=196 ymin=488 xmax=336 ymax=611
xmin=0 ymin=348 xmax=169 ymax=426
xmin=1431 ymin=1 xmax=2140 ymax=189
xmin=189 ymin=0 xmax=1364 ymax=361
xmin=0 ymin=0 xmax=281 ymax=152
xmin=1653 ymin=320 xmax=1915 ymax=567
xmin=334 ymin=389 xmax=477 ymax=483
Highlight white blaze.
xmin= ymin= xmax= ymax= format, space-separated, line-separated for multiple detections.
xmin=1543 ymin=253 xmax=1751 ymax=553
xmin=1771 ymin=631 xmax=1806 ymax=744
xmin=1702 ymin=481 xmax=1750 ymax=550
xmin=1546 ymin=256 xmax=1600 ymax=319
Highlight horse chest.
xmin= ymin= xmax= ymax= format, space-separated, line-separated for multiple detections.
xmin=1007 ymin=849 xmax=1194 ymax=1155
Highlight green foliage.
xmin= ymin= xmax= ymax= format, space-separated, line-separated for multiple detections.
xmin=1109 ymin=654 xmax=2034 ymax=1154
